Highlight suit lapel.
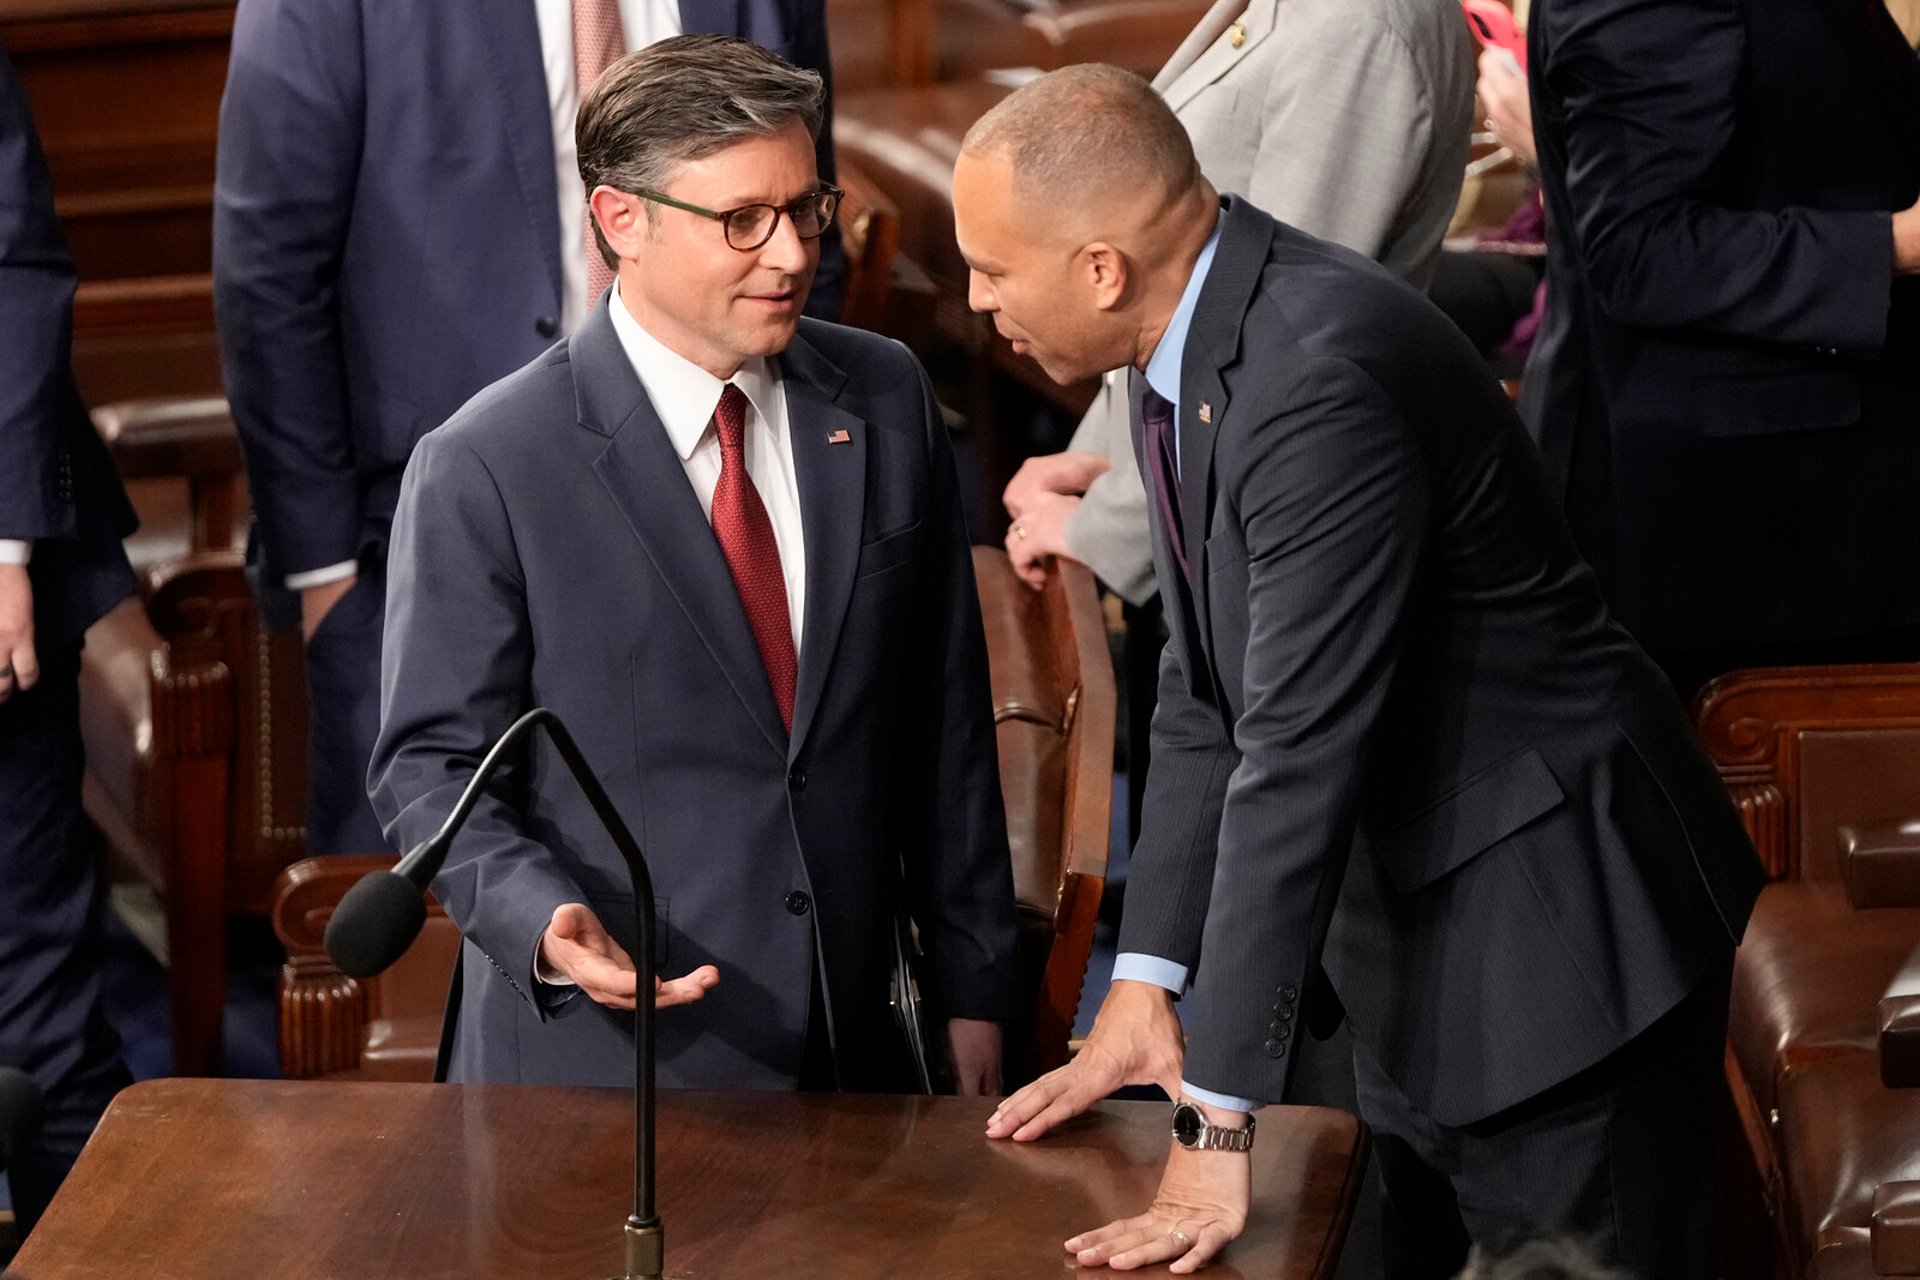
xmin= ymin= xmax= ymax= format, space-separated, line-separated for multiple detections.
xmin=475 ymin=0 xmax=565 ymax=306
xmin=577 ymin=302 xmax=789 ymax=755
xmin=1181 ymin=198 xmax=1276 ymax=693
xmin=779 ymin=335 xmax=867 ymax=758
xmin=1156 ymin=0 xmax=1275 ymax=113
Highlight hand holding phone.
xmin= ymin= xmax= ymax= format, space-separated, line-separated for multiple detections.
xmin=1462 ymin=0 xmax=1527 ymax=72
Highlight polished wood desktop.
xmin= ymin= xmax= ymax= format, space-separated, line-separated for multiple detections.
xmin=12 ymin=1078 xmax=1365 ymax=1278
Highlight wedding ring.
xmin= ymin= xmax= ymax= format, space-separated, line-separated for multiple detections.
xmin=1170 ymin=1229 xmax=1192 ymax=1250
xmin=1012 ymin=522 xmax=1028 ymax=540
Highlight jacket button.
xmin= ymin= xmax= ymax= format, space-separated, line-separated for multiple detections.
xmin=1274 ymin=1004 xmax=1294 ymax=1022
xmin=535 ymin=315 xmax=559 ymax=338
xmin=784 ymin=891 xmax=811 ymax=916
xmin=1279 ymin=985 xmax=1298 ymax=1003
xmin=1265 ymin=1040 xmax=1287 ymax=1059
xmin=787 ymin=768 xmax=807 ymax=791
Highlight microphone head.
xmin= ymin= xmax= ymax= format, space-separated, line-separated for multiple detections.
xmin=325 ymin=870 xmax=430 ymax=979
xmin=0 ymin=1066 xmax=44 ymax=1174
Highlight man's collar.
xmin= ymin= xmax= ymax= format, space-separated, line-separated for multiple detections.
xmin=608 ymin=283 xmax=780 ymax=457
xmin=1141 ymin=209 xmax=1225 ymax=409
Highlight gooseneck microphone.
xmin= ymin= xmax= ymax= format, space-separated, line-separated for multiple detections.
xmin=324 ymin=707 xmax=666 ymax=1280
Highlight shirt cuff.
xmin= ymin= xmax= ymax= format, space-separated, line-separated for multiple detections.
xmin=284 ymin=559 xmax=359 ymax=591
xmin=532 ymin=940 xmax=578 ymax=989
xmin=0 ymin=540 xmax=32 ymax=566
xmin=1112 ymin=952 xmax=1189 ymax=993
xmin=1181 ymin=1080 xmax=1261 ymax=1113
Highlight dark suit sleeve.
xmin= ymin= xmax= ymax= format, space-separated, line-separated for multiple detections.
xmin=789 ymin=0 xmax=845 ymax=322
xmin=370 ymin=429 xmax=587 ymax=1008
xmin=213 ymin=0 xmax=368 ymax=578
xmin=1538 ymin=0 xmax=1894 ymax=352
xmin=1180 ymin=358 xmax=1424 ymax=1104
xmin=895 ymin=348 xmax=1018 ymax=1022
xmin=0 ymin=48 xmax=78 ymax=543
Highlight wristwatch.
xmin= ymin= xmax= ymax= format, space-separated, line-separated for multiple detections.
xmin=1171 ymin=1100 xmax=1256 ymax=1152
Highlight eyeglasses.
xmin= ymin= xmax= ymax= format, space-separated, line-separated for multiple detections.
xmin=633 ymin=185 xmax=843 ymax=251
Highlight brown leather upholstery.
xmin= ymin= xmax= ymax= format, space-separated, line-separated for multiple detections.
xmin=78 ymin=396 xmax=309 ymax=1076
xmin=1728 ymin=882 xmax=1920 ymax=1116
xmin=272 ymin=857 xmax=459 ymax=1081
xmin=1872 ymin=1182 xmax=1920 ymax=1276
xmin=1698 ymin=663 xmax=1920 ymax=1278
xmin=271 ymin=549 xmax=1113 ymax=1086
xmin=972 ymin=548 xmax=1113 ymax=1081
xmin=1844 ymin=823 xmax=1920 ymax=911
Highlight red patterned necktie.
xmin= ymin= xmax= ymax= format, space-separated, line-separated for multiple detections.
xmin=710 ymin=384 xmax=797 ymax=732
xmin=574 ymin=0 xmax=625 ymax=307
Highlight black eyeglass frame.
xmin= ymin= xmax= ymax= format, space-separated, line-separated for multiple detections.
xmin=631 ymin=184 xmax=844 ymax=251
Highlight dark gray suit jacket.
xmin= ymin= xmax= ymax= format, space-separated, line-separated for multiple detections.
xmin=1122 ymin=198 xmax=1765 ymax=1127
xmin=370 ymin=300 xmax=1017 ymax=1090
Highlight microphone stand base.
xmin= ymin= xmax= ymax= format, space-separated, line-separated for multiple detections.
xmin=613 ymin=1218 xmax=664 ymax=1280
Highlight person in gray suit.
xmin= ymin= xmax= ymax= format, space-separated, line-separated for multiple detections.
xmin=957 ymin=68 xmax=1763 ymax=1276
xmin=370 ymin=37 xmax=1017 ymax=1094
xmin=1000 ymin=0 xmax=1474 ymax=604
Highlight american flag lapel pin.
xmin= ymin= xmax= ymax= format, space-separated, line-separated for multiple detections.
xmin=827 ymin=428 xmax=851 ymax=444
xmin=1198 ymin=400 xmax=1213 ymax=424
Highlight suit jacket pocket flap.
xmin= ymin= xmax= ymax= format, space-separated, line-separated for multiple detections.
xmin=1375 ymin=747 xmax=1565 ymax=895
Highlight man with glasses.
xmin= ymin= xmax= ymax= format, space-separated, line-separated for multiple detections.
xmin=370 ymin=35 xmax=1018 ymax=1095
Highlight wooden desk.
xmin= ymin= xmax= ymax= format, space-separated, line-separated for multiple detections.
xmin=13 ymin=1079 xmax=1366 ymax=1278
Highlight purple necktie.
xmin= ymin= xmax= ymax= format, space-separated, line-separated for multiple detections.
xmin=1143 ymin=388 xmax=1189 ymax=583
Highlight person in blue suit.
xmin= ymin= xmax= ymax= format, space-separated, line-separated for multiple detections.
xmin=214 ymin=0 xmax=843 ymax=856
xmin=0 ymin=43 xmax=137 ymax=1236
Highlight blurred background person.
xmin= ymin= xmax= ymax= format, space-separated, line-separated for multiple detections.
xmin=0 ymin=42 xmax=135 ymax=1244
xmin=1523 ymin=0 xmax=1920 ymax=699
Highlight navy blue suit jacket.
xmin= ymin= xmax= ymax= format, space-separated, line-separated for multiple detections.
xmin=0 ymin=45 xmax=134 ymax=645
xmin=213 ymin=0 xmax=843 ymax=601
xmin=1522 ymin=0 xmax=1920 ymax=651
xmin=370 ymin=301 xmax=1018 ymax=1089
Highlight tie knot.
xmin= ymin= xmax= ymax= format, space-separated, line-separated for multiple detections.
xmin=714 ymin=384 xmax=749 ymax=452
xmin=1142 ymin=388 xmax=1175 ymax=431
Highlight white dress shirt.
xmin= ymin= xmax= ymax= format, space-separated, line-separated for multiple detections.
xmin=291 ymin=0 xmax=681 ymax=593
xmin=606 ymin=282 xmax=807 ymax=653
xmin=534 ymin=283 xmax=806 ymax=989
xmin=0 ymin=541 xmax=29 ymax=565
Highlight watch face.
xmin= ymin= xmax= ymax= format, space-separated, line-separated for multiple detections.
xmin=1172 ymin=1102 xmax=1204 ymax=1147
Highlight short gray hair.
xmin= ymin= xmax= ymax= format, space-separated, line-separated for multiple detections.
xmin=961 ymin=64 xmax=1199 ymax=215
xmin=577 ymin=34 xmax=825 ymax=266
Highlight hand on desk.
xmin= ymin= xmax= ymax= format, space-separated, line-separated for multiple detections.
xmin=540 ymin=902 xmax=721 ymax=1011
xmin=1065 ymin=1136 xmax=1250 ymax=1274
xmin=985 ymin=980 xmax=1183 ymax=1140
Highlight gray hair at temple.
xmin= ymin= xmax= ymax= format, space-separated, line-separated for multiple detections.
xmin=959 ymin=63 xmax=1200 ymax=218
xmin=576 ymin=33 xmax=826 ymax=265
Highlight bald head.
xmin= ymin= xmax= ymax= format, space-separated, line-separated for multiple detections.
xmin=961 ymin=64 xmax=1203 ymax=235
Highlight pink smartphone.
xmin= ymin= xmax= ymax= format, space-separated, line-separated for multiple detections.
xmin=1463 ymin=0 xmax=1527 ymax=72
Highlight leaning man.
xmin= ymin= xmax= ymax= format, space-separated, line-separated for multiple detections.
xmin=960 ymin=66 xmax=1763 ymax=1276
xmin=371 ymin=35 xmax=1018 ymax=1094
